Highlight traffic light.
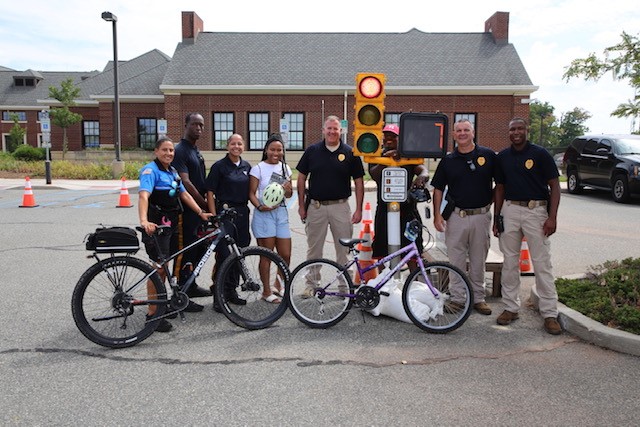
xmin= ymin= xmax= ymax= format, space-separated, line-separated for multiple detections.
xmin=353 ymin=73 xmax=386 ymax=157
xmin=398 ymin=112 xmax=449 ymax=158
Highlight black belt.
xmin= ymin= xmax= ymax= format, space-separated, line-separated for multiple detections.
xmin=311 ymin=199 xmax=347 ymax=207
xmin=454 ymin=205 xmax=491 ymax=218
xmin=508 ymin=200 xmax=547 ymax=209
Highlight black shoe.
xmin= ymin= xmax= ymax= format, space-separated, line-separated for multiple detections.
xmin=146 ymin=315 xmax=173 ymax=333
xmin=187 ymin=285 xmax=212 ymax=298
xmin=227 ymin=295 xmax=247 ymax=305
xmin=184 ymin=300 xmax=204 ymax=312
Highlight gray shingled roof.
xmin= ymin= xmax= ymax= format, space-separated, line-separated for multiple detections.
xmin=161 ymin=29 xmax=533 ymax=90
xmin=0 ymin=70 xmax=97 ymax=106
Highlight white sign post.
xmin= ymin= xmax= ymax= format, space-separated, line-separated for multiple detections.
xmin=39 ymin=111 xmax=52 ymax=184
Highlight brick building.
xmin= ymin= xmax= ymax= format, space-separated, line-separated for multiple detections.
xmin=0 ymin=10 xmax=535 ymax=164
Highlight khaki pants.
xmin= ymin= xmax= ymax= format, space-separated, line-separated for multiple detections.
xmin=498 ymin=202 xmax=557 ymax=317
xmin=305 ymin=200 xmax=352 ymax=265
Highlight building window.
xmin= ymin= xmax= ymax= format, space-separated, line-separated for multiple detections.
xmin=13 ymin=78 xmax=36 ymax=87
xmin=83 ymin=121 xmax=100 ymax=148
xmin=2 ymin=111 xmax=27 ymax=122
xmin=2 ymin=133 xmax=26 ymax=152
xmin=138 ymin=118 xmax=157 ymax=150
xmin=213 ymin=112 xmax=234 ymax=149
xmin=248 ymin=112 xmax=269 ymax=150
xmin=282 ymin=113 xmax=304 ymax=150
xmin=384 ymin=113 xmax=401 ymax=126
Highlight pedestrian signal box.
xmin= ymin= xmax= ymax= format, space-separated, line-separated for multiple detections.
xmin=353 ymin=73 xmax=385 ymax=157
xmin=398 ymin=112 xmax=448 ymax=158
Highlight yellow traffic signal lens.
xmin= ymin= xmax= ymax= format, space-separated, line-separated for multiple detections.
xmin=357 ymin=105 xmax=382 ymax=126
xmin=358 ymin=76 xmax=383 ymax=99
xmin=356 ymin=133 xmax=380 ymax=154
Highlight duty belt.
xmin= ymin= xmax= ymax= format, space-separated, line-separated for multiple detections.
xmin=508 ymin=200 xmax=548 ymax=209
xmin=312 ymin=198 xmax=347 ymax=208
xmin=454 ymin=205 xmax=491 ymax=218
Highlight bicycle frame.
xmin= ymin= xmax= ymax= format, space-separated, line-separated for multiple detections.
xmin=323 ymin=240 xmax=441 ymax=299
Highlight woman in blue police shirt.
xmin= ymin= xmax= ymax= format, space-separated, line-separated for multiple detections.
xmin=138 ymin=136 xmax=212 ymax=332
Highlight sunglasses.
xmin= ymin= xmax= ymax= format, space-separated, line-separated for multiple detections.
xmin=467 ymin=159 xmax=476 ymax=172
xmin=169 ymin=177 xmax=181 ymax=197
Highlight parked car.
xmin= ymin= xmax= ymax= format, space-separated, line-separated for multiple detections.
xmin=563 ymin=134 xmax=640 ymax=203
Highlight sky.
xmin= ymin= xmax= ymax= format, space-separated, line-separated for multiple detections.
xmin=2 ymin=0 xmax=639 ymax=134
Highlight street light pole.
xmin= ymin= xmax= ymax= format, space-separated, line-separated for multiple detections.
xmin=102 ymin=11 xmax=124 ymax=177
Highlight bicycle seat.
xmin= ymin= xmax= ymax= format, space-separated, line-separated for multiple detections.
xmin=339 ymin=237 xmax=368 ymax=248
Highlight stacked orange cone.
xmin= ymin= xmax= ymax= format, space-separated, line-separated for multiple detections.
xmin=116 ymin=177 xmax=133 ymax=208
xmin=19 ymin=176 xmax=39 ymax=208
xmin=519 ymin=237 xmax=535 ymax=276
xmin=355 ymin=202 xmax=377 ymax=284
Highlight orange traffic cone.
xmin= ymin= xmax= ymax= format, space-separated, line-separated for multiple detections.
xmin=355 ymin=222 xmax=378 ymax=284
xmin=116 ymin=177 xmax=133 ymax=208
xmin=363 ymin=201 xmax=373 ymax=225
xmin=19 ymin=176 xmax=39 ymax=208
xmin=519 ymin=237 xmax=535 ymax=276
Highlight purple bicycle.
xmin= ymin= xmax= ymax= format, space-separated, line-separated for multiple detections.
xmin=286 ymin=219 xmax=473 ymax=333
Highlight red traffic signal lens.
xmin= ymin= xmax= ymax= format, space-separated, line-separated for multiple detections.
xmin=356 ymin=133 xmax=380 ymax=154
xmin=357 ymin=105 xmax=382 ymax=126
xmin=358 ymin=76 xmax=383 ymax=99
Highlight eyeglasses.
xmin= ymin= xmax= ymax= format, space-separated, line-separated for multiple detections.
xmin=467 ymin=160 xmax=476 ymax=172
xmin=169 ymin=177 xmax=181 ymax=197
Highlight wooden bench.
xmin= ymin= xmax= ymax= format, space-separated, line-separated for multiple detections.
xmin=423 ymin=244 xmax=504 ymax=297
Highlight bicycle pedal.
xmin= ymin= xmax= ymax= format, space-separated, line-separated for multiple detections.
xmin=380 ymin=291 xmax=390 ymax=297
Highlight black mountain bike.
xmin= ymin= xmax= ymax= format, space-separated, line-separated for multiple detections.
xmin=71 ymin=208 xmax=290 ymax=348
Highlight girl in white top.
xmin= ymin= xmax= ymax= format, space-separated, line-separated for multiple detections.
xmin=248 ymin=134 xmax=293 ymax=303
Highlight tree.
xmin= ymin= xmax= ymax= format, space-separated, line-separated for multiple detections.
xmin=563 ymin=31 xmax=640 ymax=132
xmin=7 ymin=113 xmax=27 ymax=152
xmin=558 ymin=108 xmax=591 ymax=147
xmin=48 ymin=78 xmax=82 ymax=159
xmin=529 ymin=101 xmax=559 ymax=148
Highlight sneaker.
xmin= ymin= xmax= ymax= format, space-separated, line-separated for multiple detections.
xmin=473 ymin=302 xmax=492 ymax=315
xmin=496 ymin=310 xmax=519 ymax=325
xmin=184 ymin=300 xmax=204 ymax=312
xmin=543 ymin=317 xmax=562 ymax=335
xmin=146 ymin=315 xmax=173 ymax=333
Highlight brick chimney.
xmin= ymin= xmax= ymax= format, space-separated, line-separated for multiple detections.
xmin=485 ymin=11 xmax=509 ymax=45
xmin=182 ymin=11 xmax=203 ymax=44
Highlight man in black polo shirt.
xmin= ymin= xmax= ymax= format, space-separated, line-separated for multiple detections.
xmin=296 ymin=115 xmax=365 ymax=266
xmin=493 ymin=117 xmax=562 ymax=335
xmin=431 ymin=119 xmax=496 ymax=315
xmin=172 ymin=112 xmax=211 ymax=304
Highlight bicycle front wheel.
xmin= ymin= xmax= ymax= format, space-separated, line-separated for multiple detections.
xmin=71 ymin=256 xmax=166 ymax=348
xmin=287 ymin=259 xmax=354 ymax=329
xmin=402 ymin=261 xmax=473 ymax=333
xmin=215 ymin=246 xmax=290 ymax=330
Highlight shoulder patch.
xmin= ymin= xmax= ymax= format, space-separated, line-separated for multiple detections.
xmin=142 ymin=168 xmax=153 ymax=175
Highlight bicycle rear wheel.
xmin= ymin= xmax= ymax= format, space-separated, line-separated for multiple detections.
xmin=402 ymin=261 xmax=473 ymax=333
xmin=71 ymin=256 xmax=166 ymax=348
xmin=215 ymin=246 xmax=290 ymax=330
xmin=287 ymin=259 xmax=354 ymax=329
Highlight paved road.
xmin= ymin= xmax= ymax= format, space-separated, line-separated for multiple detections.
xmin=1 ymin=181 xmax=639 ymax=425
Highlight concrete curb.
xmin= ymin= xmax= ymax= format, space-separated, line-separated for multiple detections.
xmin=530 ymin=275 xmax=640 ymax=357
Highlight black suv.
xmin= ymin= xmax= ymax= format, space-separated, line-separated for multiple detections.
xmin=563 ymin=134 xmax=640 ymax=203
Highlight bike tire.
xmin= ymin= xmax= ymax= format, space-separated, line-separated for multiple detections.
xmin=402 ymin=261 xmax=473 ymax=333
xmin=71 ymin=256 xmax=166 ymax=348
xmin=215 ymin=246 xmax=290 ymax=330
xmin=286 ymin=259 xmax=354 ymax=329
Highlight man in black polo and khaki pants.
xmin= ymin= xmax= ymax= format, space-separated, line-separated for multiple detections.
xmin=431 ymin=119 xmax=496 ymax=315
xmin=296 ymin=115 xmax=365 ymax=267
xmin=493 ymin=117 xmax=562 ymax=335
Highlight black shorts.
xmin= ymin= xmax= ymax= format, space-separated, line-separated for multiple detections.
xmin=141 ymin=208 xmax=179 ymax=261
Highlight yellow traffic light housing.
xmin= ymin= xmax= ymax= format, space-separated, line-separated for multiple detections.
xmin=353 ymin=73 xmax=385 ymax=157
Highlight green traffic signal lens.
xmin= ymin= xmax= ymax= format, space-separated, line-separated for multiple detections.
xmin=357 ymin=105 xmax=382 ymax=126
xmin=356 ymin=133 xmax=380 ymax=154
xmin=359 ymin=76 xmax=383 ymax=98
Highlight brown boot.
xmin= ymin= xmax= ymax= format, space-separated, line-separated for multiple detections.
xmin=496 ymin=310 xmax=519 ymax=325
xmin=543 ymin=317 xmax=562 ymax=335
xmin=473 ymin=302 xmax=492 ymax=315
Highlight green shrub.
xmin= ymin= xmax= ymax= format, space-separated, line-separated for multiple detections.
xmin=556 ymin=258 xmax=640 ymax=335
xmin=12 ymin=145 xmax=46 ymax=161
